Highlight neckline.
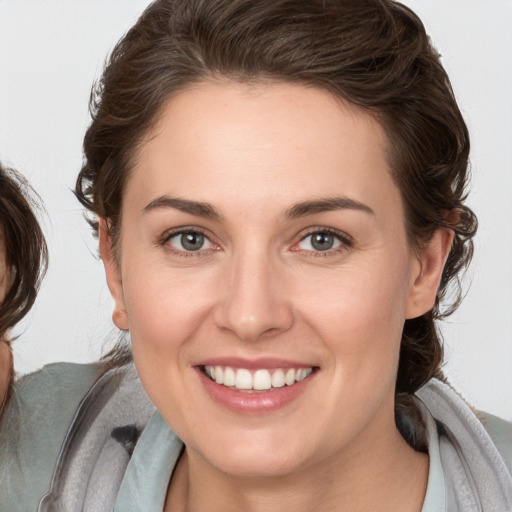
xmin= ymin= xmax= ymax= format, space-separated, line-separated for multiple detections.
xmin=114 ymin=407 xmax=446 ymax=512
xmin=419 ymin=402 xmax=446 ymax=512
xmin=114 ymin=411 xmax=183 ymax=511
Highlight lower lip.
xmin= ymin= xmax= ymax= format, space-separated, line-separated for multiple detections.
xmin=197 ymin=368 xmax=316 ymax=414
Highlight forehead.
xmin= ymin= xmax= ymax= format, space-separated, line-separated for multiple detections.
xmin=127 ymin=81 xmax=399 ymax=218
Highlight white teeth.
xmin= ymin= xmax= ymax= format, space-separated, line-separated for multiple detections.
xmin=223 ymin=367 xmax=236 ymax=387
xmin=253 ymin=370 xmax=272 ymax=390
xmin=204 ymin=365 xmax=314 ymax=391
xmin=235 ymin=369 xmax=253 ymax=390
xmin=285 ymin=368 xmax=295 ymax=386
xmin=301 ymin=368 xmax=313 ymax=381
xmin=271 ymin=369 xmax=285 ymax=388
xmin=295 ymin=368 xmax=312 ymax=382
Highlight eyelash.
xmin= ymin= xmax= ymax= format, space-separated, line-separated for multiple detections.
xmin=159 ymin=227 xmax=353 ymax=257
xmin=293 ymin=227 xmax=353 ymax=257
xmin=160 ymin=227 xmax=218 ymax=258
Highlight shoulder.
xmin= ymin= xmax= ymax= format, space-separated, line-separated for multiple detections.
xmin=476 ymin=410 xmax=512 ymax=476
xmin=417 ymin=378 xmax=512 ymax=478
xmin=38 ymin=363 xmax=155 ymax=511
xmin=0 ymin=362 xmax=102 ymax=512
xmin=15 ymin=361 xmax=101 ymax=404
xmin=9 ymin=362 xmax=102 ymax=436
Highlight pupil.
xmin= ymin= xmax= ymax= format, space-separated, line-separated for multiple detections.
xmin=181 ymin=232 xmax=204 ymax=251
xmin=312 ymin=233 xmax=334 ymax=251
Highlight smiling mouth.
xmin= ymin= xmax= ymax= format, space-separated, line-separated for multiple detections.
xmin=202 ymin=365 xmax=316 ymax=392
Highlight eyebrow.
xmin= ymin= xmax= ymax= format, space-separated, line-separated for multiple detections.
xmin=284 ymin=197 xmax=375 ymax=218
xmin=142 ymin=195 xmax=374 ymax=221
xmin=142 ymin=196 xmax=223 ymax=220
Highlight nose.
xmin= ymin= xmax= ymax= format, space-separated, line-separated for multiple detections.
xmin=213 ymin=249 xmax=294 ymax=342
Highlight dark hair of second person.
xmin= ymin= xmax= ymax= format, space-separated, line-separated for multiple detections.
xmin=0 ymin=163 xmax=48 ymax=413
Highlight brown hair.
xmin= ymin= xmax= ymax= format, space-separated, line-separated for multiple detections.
xmin=0 ymin=164 xmax=48 ymax=335
xmin=0 ymin=163 xmax=48 ymax=411
xmin=76 ymin=0 xmax=477 ymax=435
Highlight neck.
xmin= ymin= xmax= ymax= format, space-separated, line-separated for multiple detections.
xmin=165 ymin=414 xmax=428 ymax=512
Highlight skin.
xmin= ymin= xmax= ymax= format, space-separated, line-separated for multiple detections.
xmin=0 ymin=236 xmax=12 ymax=412
xmin=100 ymin=81 xmax=453 ymax=512
xmin=0 ymin=341 xmax=11 ymax=413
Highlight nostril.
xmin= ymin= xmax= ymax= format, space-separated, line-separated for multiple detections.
xmin=213 ymin=299 xmax=294 ymax=342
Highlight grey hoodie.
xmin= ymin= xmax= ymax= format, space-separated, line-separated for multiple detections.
xmin=1 ymin=363 xmax=511 ymax=511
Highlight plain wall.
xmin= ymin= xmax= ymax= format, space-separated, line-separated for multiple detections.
xmin=0 ymin=0 xmax=511 ymax=419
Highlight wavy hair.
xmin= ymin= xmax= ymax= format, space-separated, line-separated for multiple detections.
xmin=0 ymin=164 xmax=48 ymax=413
xmin=0 ymin=164 xmax=48 ymax=335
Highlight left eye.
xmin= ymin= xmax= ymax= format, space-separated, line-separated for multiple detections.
xmin=297 ymin=231 xmax=343 ymax=252
xmin=167 ymin=231 xmax=213 ymax=252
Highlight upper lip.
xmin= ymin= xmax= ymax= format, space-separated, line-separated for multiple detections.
xmin=195 ymin=357 xmax=317 ymax=370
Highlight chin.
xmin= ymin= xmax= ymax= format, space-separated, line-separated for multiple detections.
xmin=210 ymin=450 xmax=308 ymax=479
xmin=188 ymin=427 xmax=320 ymax=479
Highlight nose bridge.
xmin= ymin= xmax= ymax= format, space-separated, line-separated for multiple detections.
xmin=215 ymin=240 xmax=292 ymax=341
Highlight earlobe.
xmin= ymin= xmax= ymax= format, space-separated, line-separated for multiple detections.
xmin=405 ymin=228 xmax=454 ymax=320
xmin=98 ymin=219 xmax=129 ymax=331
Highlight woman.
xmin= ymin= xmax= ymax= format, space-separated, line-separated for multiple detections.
xmin=0 ymin=163 xmax=47 ymax=414
xmin=2 ymin=0 xmax=511 ymax=511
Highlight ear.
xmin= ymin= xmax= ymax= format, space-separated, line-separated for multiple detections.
xmin=98 ymin=219 xmax=129 ymax=331
xmin=405 ymin=227 xmax=454 ymax=319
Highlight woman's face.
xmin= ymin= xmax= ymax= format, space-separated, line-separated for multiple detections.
xmin=102 ymin=82 xmax=447 ymax=478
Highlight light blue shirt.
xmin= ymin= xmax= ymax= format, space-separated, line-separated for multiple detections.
xmin=113 ymin=407 xmax=447 ymax=512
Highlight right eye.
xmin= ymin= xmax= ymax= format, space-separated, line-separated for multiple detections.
xmin=165 ymin=230 xmax=214 ymax=253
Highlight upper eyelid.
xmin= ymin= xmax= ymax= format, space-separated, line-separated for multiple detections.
xmin=297 ymin=227 xmax=353 ymax=244
xmin=161 ymin=228 xmax=218 ymax=256
xmin=161 ymin=226 xmax=211 ymax=242
xmin=159 ymin=225 xmax=352 ymax=250
xmin=289 ymin=227 xmax=354 ymax=256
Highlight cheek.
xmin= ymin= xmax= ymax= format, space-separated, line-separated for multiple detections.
xmin=297 ymin=255 xmax=411 ymax=374
xmin=305 ymin=260 xmax=408 ymax=327
xmin=0 ymin=273 xmax=8 ymax=305
xmin=287 ymin=259 xmax=411 ymax=442
xmin=121 ymin=266 xmax=210 ymax=416
xmin=121 ymin=262 xmax=219 ymax=359
xmin=0 ymin=341 xmax=12 ymax=406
